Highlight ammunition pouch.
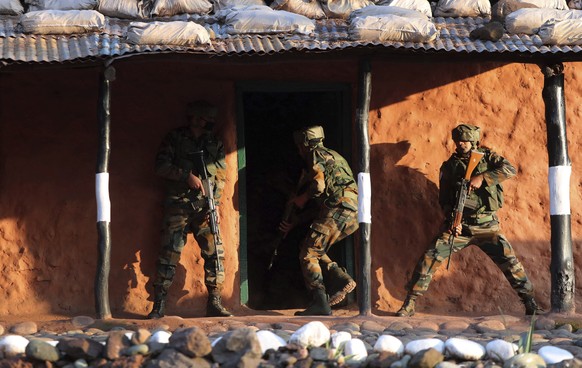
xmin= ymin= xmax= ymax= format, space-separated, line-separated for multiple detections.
xmin=464 ymin=217 xmax=500 ymax=236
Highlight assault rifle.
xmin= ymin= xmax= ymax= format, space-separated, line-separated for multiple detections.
xmin=446 ymin=150 xmax=485 ymax=270
xmin=267 ymin=201 xmax=297 ymax=270
xmin=191 ymin=151 xmax=223 ymax=254
xmin=267 ymin=171 xmax=308 ymax=270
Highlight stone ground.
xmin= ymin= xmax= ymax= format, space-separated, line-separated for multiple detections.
xmin=2 ymin=307 xmax=582 ymax=367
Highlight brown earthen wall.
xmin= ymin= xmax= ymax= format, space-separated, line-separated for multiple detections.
xmin=0 ymin=59 xmax=579 ymax=318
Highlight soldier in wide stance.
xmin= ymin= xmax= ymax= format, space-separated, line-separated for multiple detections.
xmin=397 ymin=124 xmax=542 ymax=317
xmin=148 ymin=101 xmax=232 ymax=319
xmin=279 ymin=125 xmax=359 ymax=316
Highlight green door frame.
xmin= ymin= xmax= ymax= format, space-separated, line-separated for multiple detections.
xmin=236 ymin=81 xmax=353 ymax=306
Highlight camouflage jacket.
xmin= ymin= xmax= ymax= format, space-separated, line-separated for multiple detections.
xmin=155 ymin=126 xmax=226 ymax=205
xmin=439 ymin=147 xmax=516 ymax=220
xmin=301 ymin=145 xmax=358 ymax=211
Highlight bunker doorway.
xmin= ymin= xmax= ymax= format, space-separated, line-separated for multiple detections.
xmin=237 ymin=84 xmax=355 ymax=310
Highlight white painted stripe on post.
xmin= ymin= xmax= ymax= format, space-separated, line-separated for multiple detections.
xmin=549 ymin=165 xmax=571 ymax=215
xmin=96 ymin=173 xmax=111 ymax=222
xmin=358 ymin=172 xmax=371 ymax=224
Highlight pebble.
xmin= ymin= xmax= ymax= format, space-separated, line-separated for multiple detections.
xmin=538 ymin=345 xmax=574 ymax=364
xmin=331 ymin=331 xmax=352 ymax=349
xmin=445 ymin=337 xmax=486 ymax=360
xmin=0 ymin=315 xmax=581 ymax=367
xmin=289 ymin=321 xmax=330 ymax=348
xmin=486 ymin=339 xmax=518 ymax=362
xmin=405 ymin=338 xmax=445 ymax=355
xmin=374 ymin=334 xmax=404 ymax=355
xmin=9 ymin=321 xmax=38 ymax=335
xmin=0 ymin=334 xmax=29 ymax=358
xmin=344 ymin=338 xmax=367 ymax=363
xmin=256 ymin=330 xmax=286 ymax=353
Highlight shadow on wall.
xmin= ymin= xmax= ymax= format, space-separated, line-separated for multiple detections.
xmin=373 ymin=237 xmax=559 ymax=317
xmin=368 ymin=141 xmax=442 ymax=308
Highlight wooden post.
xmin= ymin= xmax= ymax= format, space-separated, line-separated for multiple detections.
xmin=541 ymin=62 xmax=575 ymax=314
xmin=356 ymin=59 xmax=372 ymax=316
xmin=95 ymin=65 xmax=115 ymax=319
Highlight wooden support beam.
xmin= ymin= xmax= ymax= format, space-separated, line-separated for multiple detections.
xmin=541 ymin=62 xmax=575 ymax=314
xmin=356 ymin=59 xmax=372 ymax=316
xmin=95 ymin=65 xmax=115 ymax=319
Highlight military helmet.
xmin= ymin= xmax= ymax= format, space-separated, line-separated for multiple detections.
xmin=293 ymin=125 xmax=325 ymax=147
xmin=452 ymin=123 xmax=480 ymax=142
xmin=186 ymin=100 xmax=217 ymax=119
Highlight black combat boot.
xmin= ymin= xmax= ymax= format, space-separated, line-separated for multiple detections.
xmin=325 ymin=265 xmax=357 ymax=307
xmin=396 ymin=294 xmax=417 ymax=317
xmin=522 ymin=295 xmax=543 ymax=315
xmin=147 ymin=288 xmax=167 ymax=319
xmin=295 ymin=288 xmax=332 ymax=316
xmin=206 ymin=289 xmax=233 ymax=317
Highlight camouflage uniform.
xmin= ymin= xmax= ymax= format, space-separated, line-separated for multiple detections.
xmin=299 ymin=145 xmax=359 ymax=291
xmin=407 ymin=147 xmax=533 ymax=297
xmin=399 ymin=137 xmax=539 ymax=316
xmin=153 ymin=126 xmax=226 ymax=295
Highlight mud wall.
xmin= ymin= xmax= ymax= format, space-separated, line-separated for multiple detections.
xmin=0 ymin=58 xmax=580 ymax=318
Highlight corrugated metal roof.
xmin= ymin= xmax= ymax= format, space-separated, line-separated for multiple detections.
xmin=1 ymin=13 xmax=581 ymax=64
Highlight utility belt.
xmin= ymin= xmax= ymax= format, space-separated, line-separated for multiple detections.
xmin=463 ymin=213 xmax=495 ymax=225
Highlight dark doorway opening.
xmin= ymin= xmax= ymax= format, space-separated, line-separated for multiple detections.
xmin=238 ymin=85 xmax=354 ymax=310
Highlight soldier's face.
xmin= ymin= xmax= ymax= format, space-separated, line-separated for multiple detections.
xmin=190 ymin=115 xmax=215 ymax=129
xmin=454 ymin=140 xmax=472 ymax=154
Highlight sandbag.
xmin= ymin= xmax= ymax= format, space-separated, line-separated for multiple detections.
xmin=349 ymin=4 xmax=429 ymax=21
xmin=518 ymin=0 xmax=568 ymax=9
xmin=505 ymin=8 xmax=582 ymax=34
xmin=212 ymin=0 xmax=264 ymax=12
xmin=20 ymin=9 xmax=105 ymax=33
xmin=491 ymin=0 xmax=537 ymax=22
xmin=270 ymin=0 xmax=326 ymax=19
xmin=213 ymin=4 xmax=270 ymax=20
xmin=97 ymin=0 xmax=145 ymax=18
xmin=376 ymin=0 xmax=432 ymax=17
xmin=320 ymin=0 xmax=373 ymax=19
xmin=25 ymin=0 xmax=96 ymax=11
xmin=0 ymin=0 xmax=24 ymax=15
xmin=539 ymin=18 xmax=582 ymax=44
xmin=126 ymin=20 xmax=210 ymax=45
xmin=224 ymin=7 xmax=315 ymax=34
xmin=349 ymin=14 xmax=437 ymax=41
xmin=149 ymin=0 xmax=212 ymax=17
xmin=434 ymin=0 xmax=491 ymax=17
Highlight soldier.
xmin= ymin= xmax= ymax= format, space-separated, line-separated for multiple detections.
xmin=397 ymin=123 xmax=542 ymax=317
xmin=279 ymin=125 xmax=359 ymax=316
xmin=148 ymin=101 xmax=232 ymax=319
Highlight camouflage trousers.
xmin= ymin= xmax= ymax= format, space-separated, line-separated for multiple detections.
xmin=153 ymin=203 xmax=225 ymax=294
xmin=406 ymin=222 xmax=534 ymax=299
xmin=300 ymin=206 xmax=359 ymax=291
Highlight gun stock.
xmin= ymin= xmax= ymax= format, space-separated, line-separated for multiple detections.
xmin=446 ymin=150 xmax=484 ymax=270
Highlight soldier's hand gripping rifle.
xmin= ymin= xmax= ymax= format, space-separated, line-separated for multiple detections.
xmin=446 ymin=150 xmax=485 ymax=270
xmin=267 ymin=171 xmax=309 ymax=271
xmin=267 ymin=201 xmax=297 ymax=270
xmin=191 ymin=150 xmax=223 ymax=252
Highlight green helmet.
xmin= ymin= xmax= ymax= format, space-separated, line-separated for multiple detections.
xmin=186 ymin=100 xmax=217 ymax=119
xmin=452 ymin=124 xmax=480 ymax=142
xmin=293 ymin=125 xmax=325 ymax=147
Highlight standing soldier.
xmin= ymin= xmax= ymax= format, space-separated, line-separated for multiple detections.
xmin=148 ymin=101 xmax=232 ymax=319
xmin=397 ymin=123 xmax=542 ymax=317
xmin=279 ymin=125 xmax=359 ymax=316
